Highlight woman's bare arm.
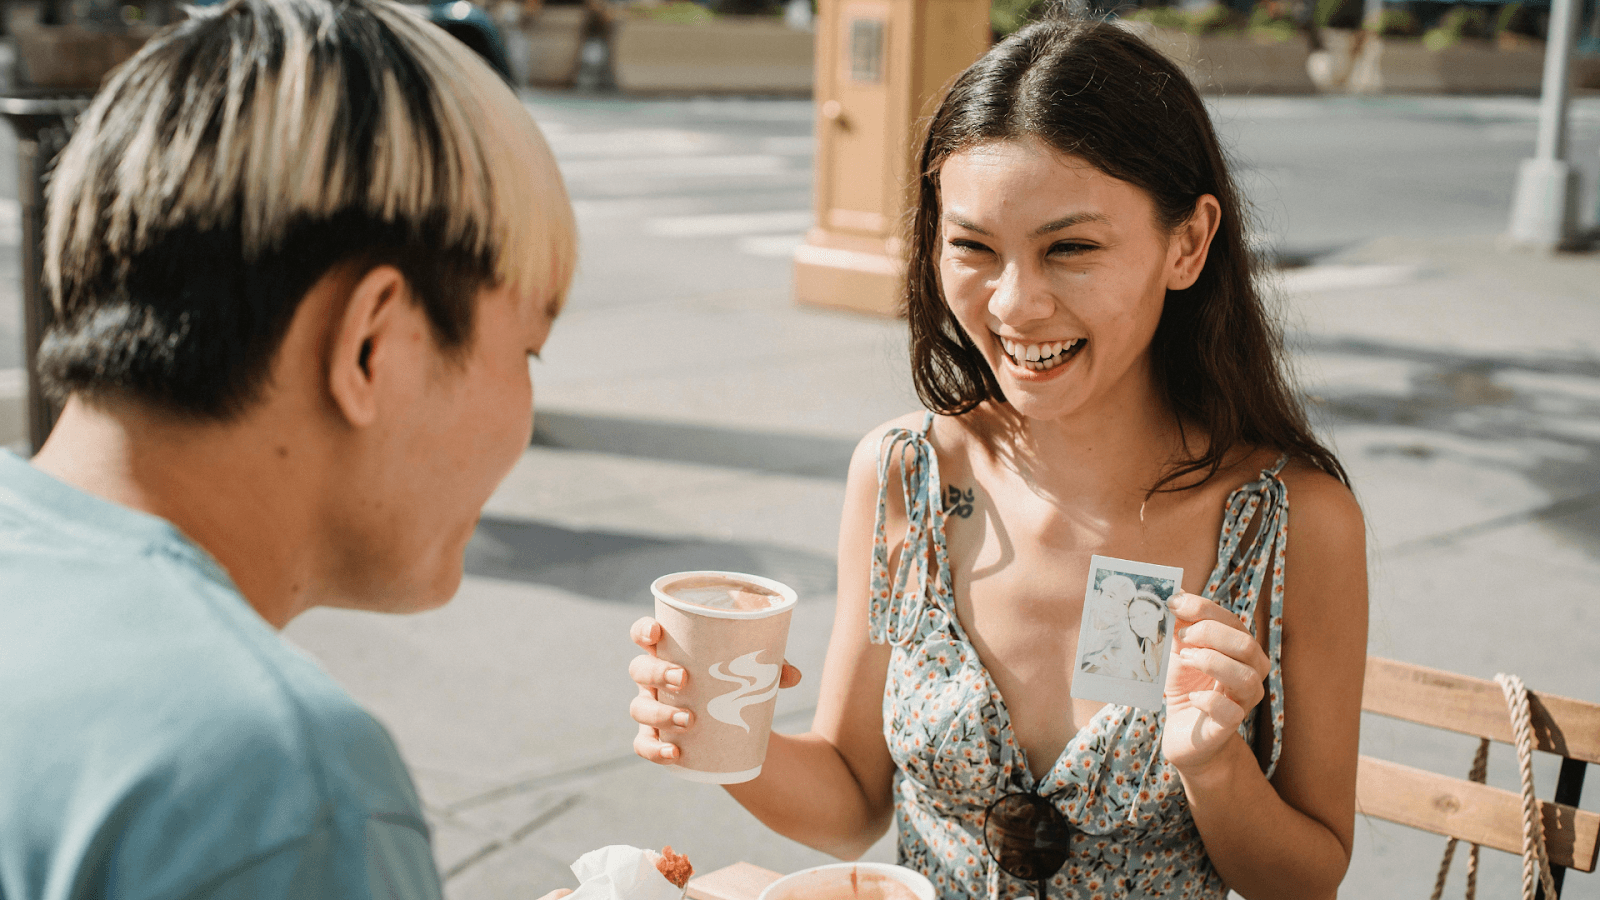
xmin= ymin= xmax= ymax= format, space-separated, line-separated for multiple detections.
xmin=1170 ymin=465 xmax=1368 ymax=900
xmin=628 ymin=418 xmax=918 ymax=857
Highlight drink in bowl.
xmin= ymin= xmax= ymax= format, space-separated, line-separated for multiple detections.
xmin=650 ymin=571 xmax=798 ymax=784
xmin=757 ymin=863 xmax=935 ymax=900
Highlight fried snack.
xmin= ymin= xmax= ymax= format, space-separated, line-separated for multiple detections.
xmin=648 ymin=846 xmax=694 ymax=890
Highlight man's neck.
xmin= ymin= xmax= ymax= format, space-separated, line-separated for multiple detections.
xmin=31 ymin=396 xmax=323 ymax=629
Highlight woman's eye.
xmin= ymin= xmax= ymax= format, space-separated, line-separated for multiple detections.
xmin=948 ymin=239 xmax=990 ymax=253
xmin=1049 ymin=241 xmax=1095 ymax=255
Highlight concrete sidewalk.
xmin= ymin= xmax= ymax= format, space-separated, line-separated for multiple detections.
xmin=275 ymin=233 xmax=1600 ymax=898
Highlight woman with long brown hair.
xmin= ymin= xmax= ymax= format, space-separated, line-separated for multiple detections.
xmin=627 ymin=17 xmax=1367 ymax=899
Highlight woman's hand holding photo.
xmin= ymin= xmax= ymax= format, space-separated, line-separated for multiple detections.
xmin=1161 ymin=591 xmax=1273 ymax=776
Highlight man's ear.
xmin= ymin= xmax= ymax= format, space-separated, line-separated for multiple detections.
xmin=327 ymin=265 xmax=408 ymax=428
xmin=1166 ymin=194 xmax=1222 ymax=291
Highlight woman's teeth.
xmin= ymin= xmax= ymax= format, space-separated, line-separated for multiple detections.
xmin=999 ymin=337 xmax=1083 ymax=372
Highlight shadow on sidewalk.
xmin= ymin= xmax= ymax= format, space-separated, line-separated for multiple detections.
xmin=465 ymin=515 xmax=837 ymax=602
xmin=1297 ymin=334 xmax=1600 ymax=557
xmin=532 ymin=410 xmax=857 ymax=480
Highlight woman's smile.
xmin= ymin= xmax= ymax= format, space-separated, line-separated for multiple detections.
xmin=996 ymin=335 xmax=1087 ymax=375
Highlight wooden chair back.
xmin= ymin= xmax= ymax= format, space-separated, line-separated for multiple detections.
xmin=1358 ymin=657 xmax=1600 ymax=895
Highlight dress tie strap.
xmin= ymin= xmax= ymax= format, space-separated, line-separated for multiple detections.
xmin=868 ymin=413 xmax=953 ymax=647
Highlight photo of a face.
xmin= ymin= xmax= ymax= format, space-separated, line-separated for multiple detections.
xmin=1072 ymin=556 xmax=1183 ymax=710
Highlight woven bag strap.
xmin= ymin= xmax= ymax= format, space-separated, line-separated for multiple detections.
xmin=1431 ymin=738 xmax=1490 ymax=900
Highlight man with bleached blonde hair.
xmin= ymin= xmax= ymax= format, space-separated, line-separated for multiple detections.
xmin=0 ymin=0 xmax=577 ymax=896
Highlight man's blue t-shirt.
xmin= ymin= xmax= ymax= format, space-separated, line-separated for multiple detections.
xmin=0 ymin=450 xmax=444 ymax=900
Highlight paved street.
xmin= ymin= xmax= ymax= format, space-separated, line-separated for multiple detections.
xmin=4 ymin=90 xmax=1600 ymax=898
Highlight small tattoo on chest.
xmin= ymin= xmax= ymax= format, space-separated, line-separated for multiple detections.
xmin=944 ymin=485 xmax=975 ymax=519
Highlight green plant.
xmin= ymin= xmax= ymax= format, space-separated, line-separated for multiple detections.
xmin=1186 ymin=2 xmax=1240 ymax=34
xmin=1312 ymin=0 xmax=1362 ymax=29
xmin=1495 ymin=2 xmax=1521 ymax=34
xmin=1421 ymin=4 xmax=1486 ymax=49
xmin=1363 ymin=7 xmax=1420 ymax=36
xmin=1122 ymin=5 xmax=1192 ymax=29
xmin=990 ymin=0 xmax=1044 ymax=37
xmin=1247 ymin=0 xmax=1296 ymax=41
xmin=638 ymin=1 xmax=716 ymax=24
xmin=1122 ymin=2 xmax=1245 ymax=35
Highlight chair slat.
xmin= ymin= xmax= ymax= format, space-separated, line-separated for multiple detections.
xmin=1357 ymin=756 xmax=1600 ymax=872
xmin=1363 ymin=658 xmax=1600 ymax=765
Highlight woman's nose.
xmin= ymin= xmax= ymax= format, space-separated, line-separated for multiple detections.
xmin=988 ymin=259 xmax=1054 ymax=326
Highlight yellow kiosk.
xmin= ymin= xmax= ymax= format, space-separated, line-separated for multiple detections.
xmin=794 ymin=0 xmax=990 ymax=316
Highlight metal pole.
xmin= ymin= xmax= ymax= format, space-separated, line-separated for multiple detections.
xmin=18 ymin=123 xmax=54 ymax=454
xmin=1507 ymin=0 xmax=1582 ymax=248
xmin=0 ymin=94 xmax=91 ymax=454
xmin=1535 ymin=0 xmax=1577 ymax=161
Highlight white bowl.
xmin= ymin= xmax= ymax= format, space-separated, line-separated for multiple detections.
xmin=757 ymin=863 xmax=936 ymax=900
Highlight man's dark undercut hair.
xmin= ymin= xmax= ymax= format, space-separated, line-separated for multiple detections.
xmin=41 ymin=0 xmax=575 ymax=419
xmin=904 ymin=17 xmax=1348 ymax=490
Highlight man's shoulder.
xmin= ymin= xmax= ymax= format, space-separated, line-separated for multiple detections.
xmin=0 ymin=550 xmax=426 ymax=898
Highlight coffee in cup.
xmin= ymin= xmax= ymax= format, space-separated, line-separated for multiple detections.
xmin=650 ymin=571 xmax=797 ymax=784
xmin=661 ymin=574 xmax=782 ymax=613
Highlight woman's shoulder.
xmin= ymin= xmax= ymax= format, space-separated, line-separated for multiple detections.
xmin=1249 ymin=452 xmax=1366 ymax=558
xmin=843 ymin=411 xmax=932 ymax=500
xmin=847 ymin=409 xmax=994 ymax=479
xmin=853 ymin=411 xmax=934 ymax=451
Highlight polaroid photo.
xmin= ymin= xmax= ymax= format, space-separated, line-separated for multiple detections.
xmin=1070 ymin=555 xmax=1184 ymax=711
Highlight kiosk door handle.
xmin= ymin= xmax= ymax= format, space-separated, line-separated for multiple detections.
xmin=821 ymin=99 xmax=849 ymax=129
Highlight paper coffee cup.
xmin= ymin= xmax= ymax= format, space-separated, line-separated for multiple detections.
xmin=651 ymin=570 xmax=798 ymax=784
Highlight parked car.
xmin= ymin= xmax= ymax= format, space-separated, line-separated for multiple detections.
xmin=421 ymin=0 xmax=514 ymax=82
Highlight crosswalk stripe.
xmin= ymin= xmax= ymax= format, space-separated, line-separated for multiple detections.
xmin=558 ymin=154 xmax=789 ymax=181
xmin=646 ymin=210 xmax=812 ymax=238
xmin=737 ymin=234 xmax=807 ymax=258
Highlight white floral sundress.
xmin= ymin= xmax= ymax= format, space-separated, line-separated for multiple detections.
xmin=868 ymin=413 xmax=1289 ymax=900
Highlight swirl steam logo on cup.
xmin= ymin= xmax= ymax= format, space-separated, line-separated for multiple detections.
xmin=650 ymin=572 xmax=798 ymax=784
xmin=706 ymin=651 xmax=783 ymax=732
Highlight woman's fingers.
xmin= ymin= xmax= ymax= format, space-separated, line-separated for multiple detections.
xmin=780 ymin=662 xmax=803 ymax=689
xmin=630 ymin=689 xmax=694 ymax=731
xmin=1176 ymin=646 xmax=1266 ymax=708
xmin=1184 ymin=688 xmax=1247 ymax=733
xmin=1176 ymin=620 xmax=1270 ymax=676
xmin=1167 ymin=591 xmax=1248 ymax=633
xmin=628 ymin=653 xmax=687 ymax=690
xmin=1170 ymin=591 xmax=1269 ymax=673
xmin=537 ymin=890 xmax=574 ymax=900
xmin=633 ymin=722 xmax=680 ymax=763
xmin=1167 ymin=592 xmax=1270 ymax=710
xmin=630 ymin=616 xmax=662 ymax=650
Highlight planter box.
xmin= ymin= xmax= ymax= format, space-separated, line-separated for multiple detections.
xmin=1578 ymin=56 xmax=1600 ymax=91
xmin=519 ymin=5 xmax=590 ymax=86
xmin=14 ymin=24 xmax=155 ymax=89
xmin=611 ymin=15 xmax=812 ymax=95
xmin=1133 ymin=24 xmax=1316 ymax=94
xmin=1351 ymin=35 xmax=1543 ymax=93
xmin=1315 ymin=30 xmax=1554 ymax=94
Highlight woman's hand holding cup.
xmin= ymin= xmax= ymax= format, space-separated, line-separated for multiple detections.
xmin=628 ymin=615 xmax=802 ymax=766
xmin=1161 ymin=591 xmax=1272 ymax=777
